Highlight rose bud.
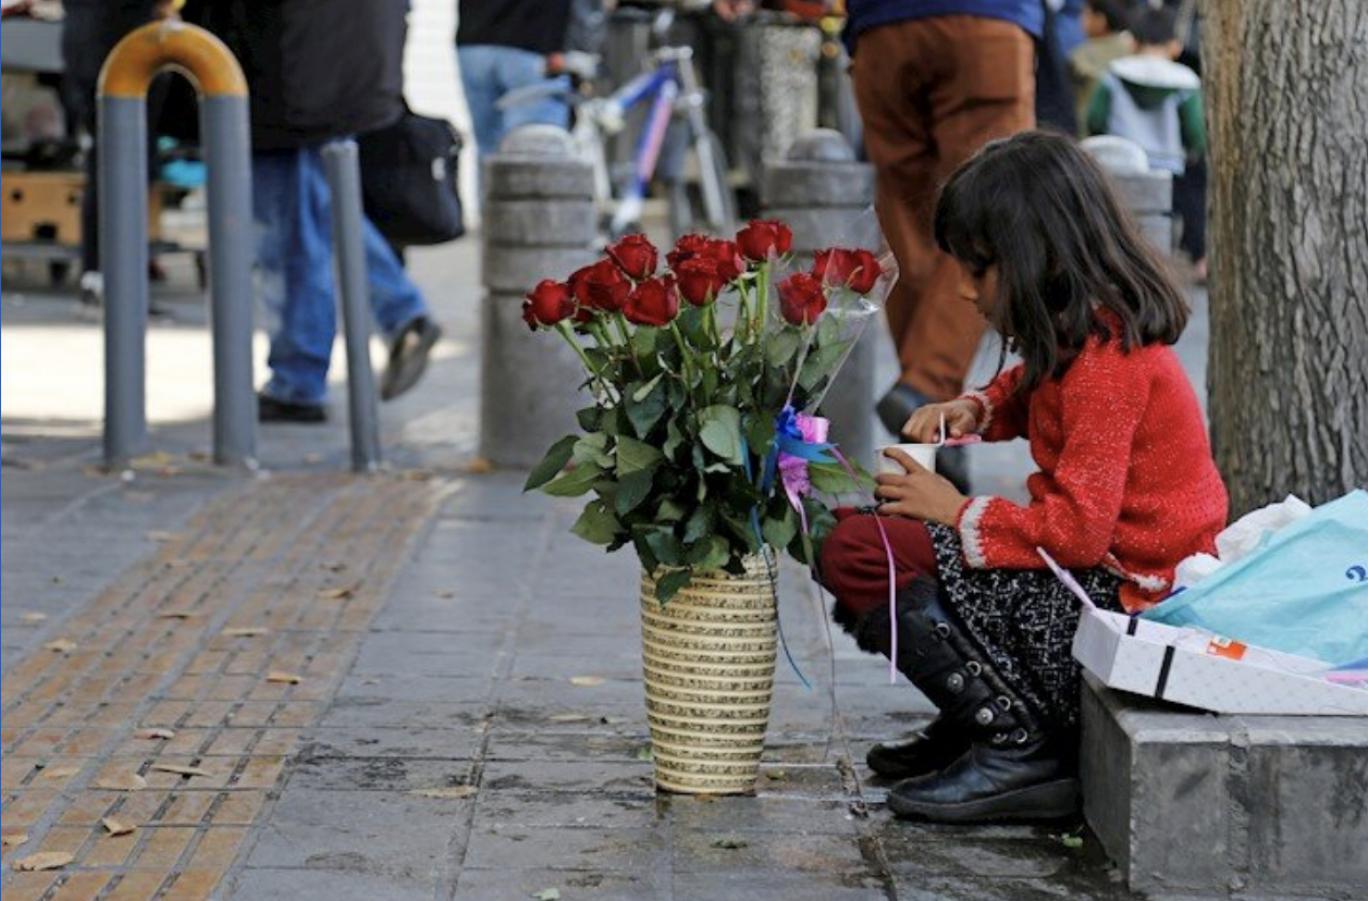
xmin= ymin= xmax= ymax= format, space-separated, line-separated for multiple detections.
xmin=675 ymin=256 xmax=729 ymax=307
xmin=736 ymin=219 xmax=793 ymax=262
xmin=576 ymin=258 xmax=631 ymax=312
xmin=522 ymin=279 xmax=576 ymax=329
xmin=814 ymin=247 xmax=883 ymax=294
xmin=606 ymin=233 xmax=659 ymax=280
xmin=624 ymin=276 xmax=680 ymax=327
xmin=777 ymin=271 xmax=827 ymax=326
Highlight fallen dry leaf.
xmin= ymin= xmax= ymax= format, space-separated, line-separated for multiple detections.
xmin=131 ymin=451 xmax=177 ymax=469
xmin=145 ymin=530 xmax=177 ymax=543
xmin=38 ymin=765 xmax=82 ymax=781
xmin=323 ymin=561 xmax=347 ymax=572
xmin=156 ymin=610 xmax=197 ymax=620
xmin=12 ymin=851 xmax=73 ymax=871
xmin=266 ymin=671 xmax=302 ymax=685
xmin=765 ymin=770 xmax=787 ymax=781
xmin=223 ymin=627 xmax=268 ymax=637
xmin=465 ymin=457 xmax=495 ymax=475
xmin=409 ymin=786 xmax=477 ymax=799
xmin=316 ymin=585 xmax=358 ymax=600
xmin=569 ymin=676 xmax=604 ymax=687
xmin=101 ymin=817 xmax=136 ymax=836
xmin=711 ymin=836 xmax=749 ymax=850
xmin=149 ymin=763 xmax=209 ymax=778
xmin=93 ymin=772 xmax=147 ymax=791
xmin=43 ymin=638 xmax=77 ymax=654
xmin=19 ymin=612 xmax=47 ymax=624
xmin=2 ymin=831 xmax=28 ymax=849
xmin=135 ymin=728 xmax=176 ymax=740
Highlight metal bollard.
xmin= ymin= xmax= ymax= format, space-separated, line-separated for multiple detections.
xmin=98 ymin=21 xmax=256 ymax=468
xmin=479 ymin=126 xmax=598 ymax=467
xmin=321 ymin=140 xmax=382 ymax=473
xmin=761 ymin=129 xmax=879 ymax=465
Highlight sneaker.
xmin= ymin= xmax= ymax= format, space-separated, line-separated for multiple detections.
xmin=381 ymin=316 xmax=442 ymax=401
xmin=258 ymin=394 xmax=327 ymax=424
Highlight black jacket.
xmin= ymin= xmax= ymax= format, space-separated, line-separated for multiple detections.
xmin=191 ymin=0 xmax=406 ymax=150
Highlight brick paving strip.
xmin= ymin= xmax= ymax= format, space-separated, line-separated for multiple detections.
xmin=1 ymin=473 xmax=449 ymax=900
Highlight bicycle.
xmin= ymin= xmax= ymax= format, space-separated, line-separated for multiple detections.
xmin=497 ymin=11 xmax=737 ymax=240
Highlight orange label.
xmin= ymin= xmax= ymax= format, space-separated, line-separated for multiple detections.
xmin=1206 ymin=636 xmax=1248 ymax=660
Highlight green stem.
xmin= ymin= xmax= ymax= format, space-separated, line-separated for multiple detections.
xmin=557 ymin=321 xmax=618 ymax=405
xmin=756 ymin=262 xmax=770 ymax=335
xmin=668 ymin=321 xmax=695 ymax=401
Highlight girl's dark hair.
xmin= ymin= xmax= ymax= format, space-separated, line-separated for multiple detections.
xmin=933 ymin=130 xmax=1189 ymax=389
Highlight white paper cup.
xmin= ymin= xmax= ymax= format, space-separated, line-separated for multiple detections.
xmin=876 ymin=443 xmax=938 ymax=475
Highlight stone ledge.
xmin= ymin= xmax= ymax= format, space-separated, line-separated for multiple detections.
xmin=1080 ymin=673 xmax=1368 ymax=898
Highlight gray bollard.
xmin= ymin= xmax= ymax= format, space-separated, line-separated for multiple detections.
xmin=98 ymin=21 xmax=256 ymax=469
xmin=1081 ymin=135 xmax=1174 ymax=256
xmin=761 ymin=129 xmax=879 ymax=466
xmin=322 ymin=140 xmax=382 ymax=473
xmin=480 ymin=125 xmax=598 ymax=467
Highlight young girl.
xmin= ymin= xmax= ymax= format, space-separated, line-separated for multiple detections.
xmin=821 ymin=131 xmax=1227 ymax=823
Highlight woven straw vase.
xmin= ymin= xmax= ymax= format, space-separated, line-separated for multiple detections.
xmin=639 ymin=555 xmax=778 ymax=795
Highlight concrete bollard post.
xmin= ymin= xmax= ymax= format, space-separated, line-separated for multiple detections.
xmin=479 ymin=125 xmax=599 ymax=468
xmin=761 ymin=129 xmax=879 ymax=466
xmin=1082 ymin=136 xmax=1174 ymax=256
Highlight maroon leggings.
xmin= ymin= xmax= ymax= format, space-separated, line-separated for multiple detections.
xmin=820 ymin=509 xmax=940 ymax=617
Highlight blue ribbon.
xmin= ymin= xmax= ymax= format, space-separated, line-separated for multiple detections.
xmin=760 ymin=404 xmax=838 ymax=495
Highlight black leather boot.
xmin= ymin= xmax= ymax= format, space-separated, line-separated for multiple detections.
xmin=877 ymin=583 xmax=1079 ymax=823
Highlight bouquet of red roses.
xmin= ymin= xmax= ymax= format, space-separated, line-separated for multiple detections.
xmin=523 ymin=220 xmax=893 ymax=601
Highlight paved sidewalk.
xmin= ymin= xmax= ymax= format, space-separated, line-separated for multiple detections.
xmin=1 ymin=239 xmax=1192 ymax=899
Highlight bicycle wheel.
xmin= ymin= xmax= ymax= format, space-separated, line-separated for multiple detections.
xmin=666 ymin=127 xmax=737 ymax=240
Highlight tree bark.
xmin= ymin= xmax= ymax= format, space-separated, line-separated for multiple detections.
xmin=1204 ymin=1 xmax=1368 ymax=516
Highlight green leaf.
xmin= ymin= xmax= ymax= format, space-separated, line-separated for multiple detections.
xmin=799 ymin=339 xmax=850 ymax=391
xmin=631 ymin=326 xmax=657 ymax=358
xmin=685 ymin=535 xmax=729 ymax=571
xmin=654 ymin=568 xmax=692 ymax=604
xmin=643 ymin=528 xmax=684 ymax=566
xmin=616 ymin=435 xmax=664 ymax=475
xmin=541 ymin=462 xmax=602 ymax=497
xmin=524 ymin=435 xmax=578 ymax=492
xmin=575 ymin=406 xmax=600 ymax=432
xmin=808 ymin=460 xmax=872 ymax=495
xmin=663 ymin=417 xmax=686 ymax=459
xmin=571 ymin=500 xmax=621 ymax=545
xmin=626 ymin=375 xmax=668 ymax=438
xmin=657 ymin=497 xmax=688 ymax=522
xmin=765 ymin=328 xmax=802 ymax=368
xmin=745 ymin=415 xmax=775 ymax=460
xmin=614 ymin=470 xmax=654 ymax=516
xmin=816 ymin=312 xmax=842 ymax=347
xmin=698 ymin=405 xmax=744 ymax=465
xmin=761 ymin=507 xmax=797 ymax=551
xmin=572 ymin=432 xmax=613 ymax=468
xmin=682 ymin=504 xmax=715 ymax=544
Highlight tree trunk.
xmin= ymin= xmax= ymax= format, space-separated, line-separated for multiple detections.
xmin=1204 ymin=1 xmax=1368 ymax=516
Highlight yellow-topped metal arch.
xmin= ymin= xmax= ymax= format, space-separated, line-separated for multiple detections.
xmin=98 ymin=19 xmax=247 ymax=99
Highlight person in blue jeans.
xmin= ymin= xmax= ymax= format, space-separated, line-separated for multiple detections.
xmin=253 ymin=148 xmax=441 ymax=419
xmin=193 ymin=0 xmax=442 ymax=423
xmin=456 ymin=0 xmax=576 ymax=159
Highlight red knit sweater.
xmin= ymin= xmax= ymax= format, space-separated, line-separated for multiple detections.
xmin=956 ymin=328 xmax=1228 ymax=613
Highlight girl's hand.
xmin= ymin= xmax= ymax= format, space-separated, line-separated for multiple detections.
xmin=902 ymin=398 xmax=980 ymax=442
xmin=874 ymin=448 xmax=968 ymax=526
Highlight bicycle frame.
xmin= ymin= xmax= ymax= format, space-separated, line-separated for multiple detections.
xmin=604 ymin=61 xmax=679 ymax=235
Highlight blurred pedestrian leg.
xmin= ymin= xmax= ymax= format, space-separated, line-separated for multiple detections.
xmin=849 ymin=13 xmax=1035 ymax=408
xmin=457 ymin=44 xmax=570 ymax=160
xmin=253 ymin=147 xmax=428 ymax=413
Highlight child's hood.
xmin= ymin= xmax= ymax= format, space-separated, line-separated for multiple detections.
xmin=1109 ymin=55 xmax=1200 ymax=110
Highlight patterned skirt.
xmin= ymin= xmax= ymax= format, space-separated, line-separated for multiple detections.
xmin=924 ymin=523 xmax=1124 ymax=730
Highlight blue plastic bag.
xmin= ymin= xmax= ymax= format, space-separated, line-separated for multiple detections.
xmin=1142 ymin=490 xmax=1368 ymax=665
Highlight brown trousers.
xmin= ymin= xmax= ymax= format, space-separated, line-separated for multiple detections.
xmin=851 ymin=15 xmax=1035 ymax=401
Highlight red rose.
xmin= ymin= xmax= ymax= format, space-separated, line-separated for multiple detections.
xmin=670 ymin=235 xmax=745 ymax=282
xmin=777 ymin=272 xmax=827 ymax=326
xmin=675 ymin=256 xmax=729 ymax=307
xmin=666 ymin=234 xmax=711 ymax=270
xmin=736 ymin=219 xmax=793 ymax=262
xmin=606 ymin=233 xmax=659 ymax=280
xmin=522 ymin=279 xmax=575 ymax=330
xmin=574 ymin=258 xmax=631 ymax=312
xmin=624 ymin=276 xmax=680 ymax=327
xmin=813 ymin=247 xmax=882 ymax=294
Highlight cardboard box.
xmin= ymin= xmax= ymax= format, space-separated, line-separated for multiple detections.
xmin=1072 ymin=607 xmax=1368 ymax=716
